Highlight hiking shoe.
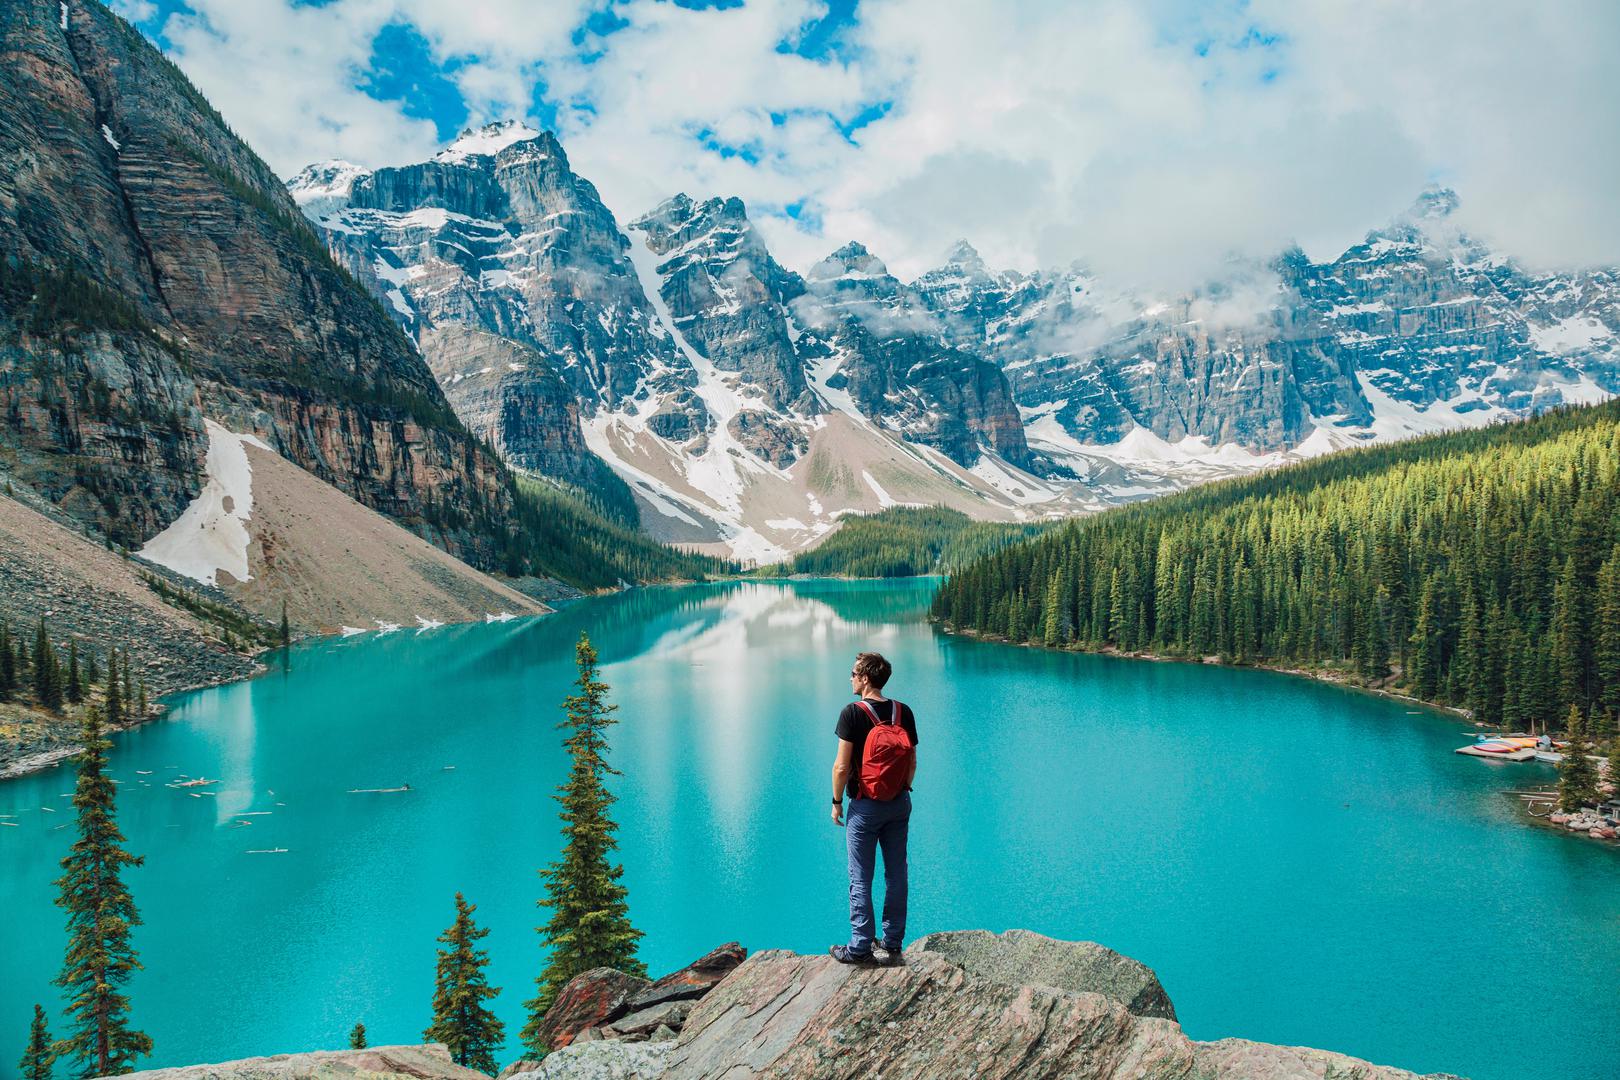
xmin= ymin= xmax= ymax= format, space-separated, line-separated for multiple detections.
xmin=828 ymin=944 xmax=877 ymax=966
xmin=878 ymin=944 xmax=906 ymax=966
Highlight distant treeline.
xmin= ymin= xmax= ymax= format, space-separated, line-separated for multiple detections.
xmin=510 ymin=475 xmax=731 ymax=588
xmin=780 ymin=506 xmax=1049 ymax=578
xmin=933 ymin=402 xmax=1620 ymax=733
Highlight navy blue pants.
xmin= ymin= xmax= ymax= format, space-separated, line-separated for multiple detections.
xmin=846 ymin=792 xmax=911 ymax=953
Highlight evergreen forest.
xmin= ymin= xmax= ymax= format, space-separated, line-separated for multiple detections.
xmin=778 ymin=506 xmax=1047 ymax=578
xmin=933 ymin=401 xmax=1620 ymax=734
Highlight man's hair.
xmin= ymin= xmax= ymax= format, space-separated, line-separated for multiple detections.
xmin=854 ymin=652 xmax=892 ymax=690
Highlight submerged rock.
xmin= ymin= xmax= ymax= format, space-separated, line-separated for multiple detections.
xmin=907 ymin=928 xmax=1178 ymax=1020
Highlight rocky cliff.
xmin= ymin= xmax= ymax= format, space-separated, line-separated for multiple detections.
xmin=114 ymin=931 xmax=1463 ymax=1080
xmin=294 ymin=132 xmax=1063 ymax=564
xmin=0 ymin=0 xmax=517 ymax=566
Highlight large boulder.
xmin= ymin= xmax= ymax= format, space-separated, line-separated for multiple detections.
xmin=625 ymin=943 xmax=746 ymax=1012
xmin=662 ymin=949 xmax=1458 ymax=1080
xmin=907 ymin=929 xmax=1178 ymax=1021
xmin=117 ymin=1045 xmax=489 ymax=1080
xmin=531 ymin=968 xmax=649 ymax=1052
xmin=503 ymin=1039 xmax=672 ymax=1080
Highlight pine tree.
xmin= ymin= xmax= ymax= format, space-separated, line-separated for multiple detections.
xmin=521 ymin=633 xmax=646 ymax=1054
xmin=122 ymin=653 xmax=133 ymax=709
xmin=20 ymin=1003 xmax=54 ymax=1080
xmin=424 ymin=893 xmax=505 ymax=1074
xmin=0 ymin=621 xmax=15 ymax=702
xmin=1558 ymin=706 xmax=1601 ymax=812
xmin=35 ymin=619 xmax=63 ymax=711
xmin=52 ymin=705 xmax=152 ymax=1076
xmin=348 ymin=1023 xmax=367 ymax=1050
xmin=67 ymin=640 xmax=83 ymax=705
xmin=1408 ymin=577 xmax=1442 ymax=700
xmin=1596 ymin=548 xmax=1620 ymax=713
xmin=105 ymin=649 xmax=123 ymax=728
xmin=137 ymin=680 xmax=148 ymax=721
xmin=85 ymin=650 xmax=100 ymax=687
xmin=280 ymin=601 xmax=291 ymax=647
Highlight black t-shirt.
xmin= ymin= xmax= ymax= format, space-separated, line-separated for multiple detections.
xmin=836 ymin=698 xmax=919 ymax=799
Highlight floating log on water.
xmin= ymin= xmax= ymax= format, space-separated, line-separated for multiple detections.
xmin=245 ymin=848 xmax=288 ymax=854
xmin=168 ymin=778 xmax=220 ymax=788
xmin=347 ymin=784 xmax=412 ymax=794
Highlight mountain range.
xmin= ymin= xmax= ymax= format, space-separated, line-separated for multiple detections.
xmin=291 ymin=122 xmax=1620 ymax=563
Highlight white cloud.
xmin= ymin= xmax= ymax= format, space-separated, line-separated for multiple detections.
xmin=147 ymin=0 xmax=1620 ymax=289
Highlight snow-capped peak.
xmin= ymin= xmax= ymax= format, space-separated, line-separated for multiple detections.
xmin=810 ymin=241 xmax=891 ymax=283
xmin=434 ymin=120 xmax=542 ymax=164
xmin=286 ymin=159 xmax=370 ymax=215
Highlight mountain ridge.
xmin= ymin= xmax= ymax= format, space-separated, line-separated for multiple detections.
xmin=289 ymin=119 xmax=1618 ymax=565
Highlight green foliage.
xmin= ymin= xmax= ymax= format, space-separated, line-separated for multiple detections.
xmin=33 ymin=619 xmax=63 ymax=712
xmin=53 ymin=706 xmax=152 ymax=1077
xmin=20 ymin=1004 xmax=54 ymax=1080
xmin=0 ymin=258 xmax=176 ymax=357
xmin=522 ymin=634 xmax=647 ymax=1054
xmin=0 ymin=621 xmax=15 ymax=702
xmin=510 ymin=475 xmax=728 ymax=590
xmin=935 ymin=402 xmax=1620 ymax=729
xmin=424 ymin=893 xmax=505 ymax=1075
xmin=280 ymin=601 xmax=291 ymax=648
xmin=779 ymin=506 xmax=1048 ymax=578
xmin=66 ymin=640 xmax=83 ymax=705
xmin=141 ymin=572 xmax=277 ymax=649
xmin=348 ymin=1023 xmax=367 ymax=1050
xmin=1559 ymin=707 xmax=1603 ymax=812
xmin=105 ymin=648 xmax=123 ymax=728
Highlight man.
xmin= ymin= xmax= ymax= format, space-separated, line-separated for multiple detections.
xmin=830 ymin=651 xmax=918 ymax=966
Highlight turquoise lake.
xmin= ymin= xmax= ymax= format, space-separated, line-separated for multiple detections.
xmin=3 ymin=579 xmax=1618 ymax=1080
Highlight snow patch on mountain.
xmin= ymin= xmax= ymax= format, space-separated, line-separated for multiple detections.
xmin=138 ymin=420 xmax=271 ymax=586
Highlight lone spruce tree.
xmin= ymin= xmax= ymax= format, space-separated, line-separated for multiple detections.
xmin=1558 ymin=706 xmax=1601 ymax=812
xmin=53 ymin=704 xmax=152 ymax=1077
xmin=348 ymin=1023 xmax=367 ymax=1050
xmin=424 ymin=893 xmax=505 ymax=1074
xmin=20 ymin=1004 xmax=54 ymax=1080
xmin=521 ymin=633 xmax=646 ymax=1054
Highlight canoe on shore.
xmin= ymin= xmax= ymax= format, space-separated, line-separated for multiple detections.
xmin=1456 ymin=744 xmax=1537 ymax=760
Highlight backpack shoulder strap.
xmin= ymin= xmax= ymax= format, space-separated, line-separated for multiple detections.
xmin=856 ymin=699 xmax=883 ymax=725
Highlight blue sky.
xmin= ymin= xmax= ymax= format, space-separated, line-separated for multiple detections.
xmin=111 ymin=1 xmax=1620 ymax=283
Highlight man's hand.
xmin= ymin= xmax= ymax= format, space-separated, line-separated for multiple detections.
xmin=831 ymin=800 xmax=844 ymax=827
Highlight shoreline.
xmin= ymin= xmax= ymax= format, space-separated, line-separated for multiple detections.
xmin=933 ymin=621 xmax=1469 ymax=720
xmin=0 ymin=659 xmax=268 ymax=782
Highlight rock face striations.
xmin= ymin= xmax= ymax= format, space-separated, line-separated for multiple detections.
xmin=299 ymin=141 xmax=1071 ymax=563
xmin=0 ymin=0 xmax=517 ymax=565
xmin=116 ymin=932 xmax=1462 ymax=1080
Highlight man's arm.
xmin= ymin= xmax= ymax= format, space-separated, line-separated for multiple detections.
xmin=831 ymin=739 xmax=854 ymax=825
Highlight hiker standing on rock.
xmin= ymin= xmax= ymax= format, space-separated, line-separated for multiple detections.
xmin=830 ymin=651 xmax=918 ymax=967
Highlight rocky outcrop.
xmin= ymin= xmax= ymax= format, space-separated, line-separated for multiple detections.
xmin=529 ymin=968 xmax=650 ymax=1052
xmin=797 ymin=242 xmax=1032 ymax=469
xmin=631 ymin=195 xmax=811 ymax=415
xmin=662 ymin=943 xmax=1458 ymax=1080
xmin=296 ymin=121 xmax=696 ymax=433
xmin=417 ymin=325 xmax=629 ymax=499
xmin=534 ymin=944 xmax=747 ymax=1051
xmin=0 ymin=0 xmax=516 ymax=566
xmin=907 ymin=929 xmax=1177 ymax=1021
xmin=120 ymin=1044 xmax=488 ymax=1080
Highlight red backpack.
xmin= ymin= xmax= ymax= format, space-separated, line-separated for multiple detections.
xmin=856 ymin=699 xmax=915 ymax=801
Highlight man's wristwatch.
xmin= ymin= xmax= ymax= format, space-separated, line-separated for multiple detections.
xmin=831 ymin=797 xmax=842 ymax=805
